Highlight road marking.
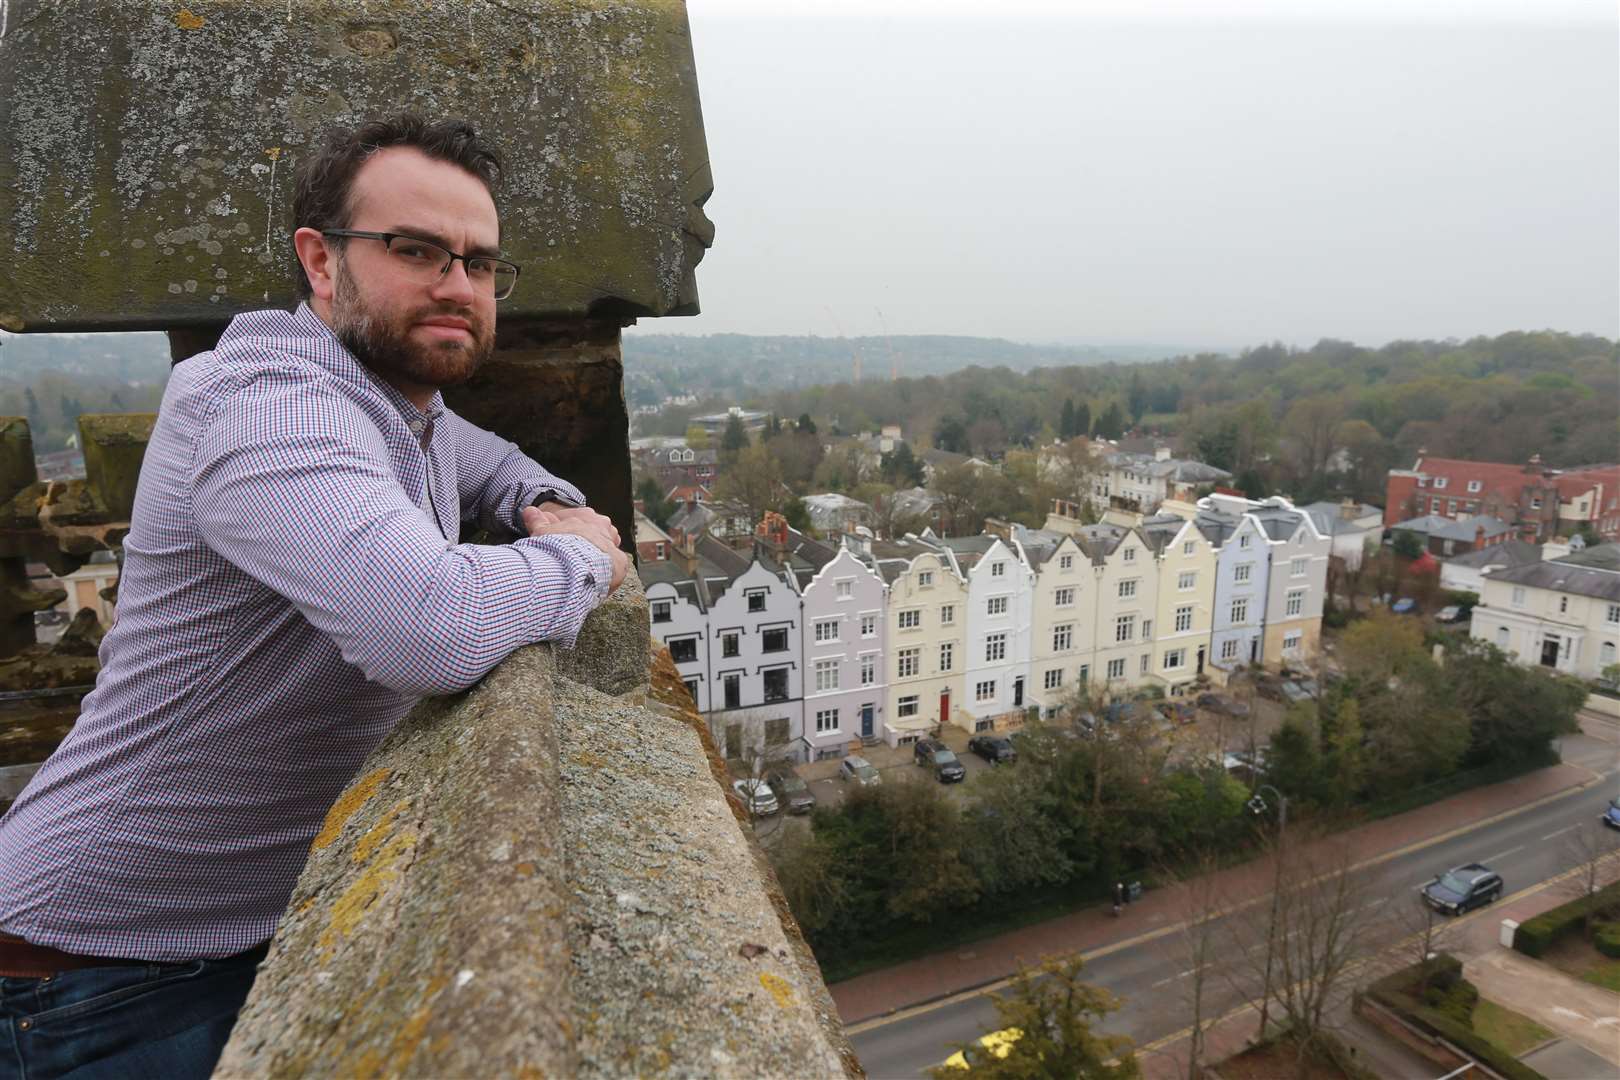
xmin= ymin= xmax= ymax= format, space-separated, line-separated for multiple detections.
xmin=1542 ymin=824 xmax=1580 ymax=842
xmin=1150 ymin=968 xmax=1196 ymax=988
xmin=1482 ymin=844 xmax=1524 ymax=863
xmin=842 ymin=769 xmax=1611 ymax=1037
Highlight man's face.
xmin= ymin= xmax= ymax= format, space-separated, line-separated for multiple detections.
xmin=326 ymin=146 xmax=501 ymax=395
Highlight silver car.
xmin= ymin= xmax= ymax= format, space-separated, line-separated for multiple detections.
xmin=838 ymin=754 xmax=882 ymax=786
xmin=731 ymin=778 xmax=779 ymax=815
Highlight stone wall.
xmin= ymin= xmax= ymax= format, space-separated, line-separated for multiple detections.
xmin=218 ymin=573 xmax=861 ymax=1078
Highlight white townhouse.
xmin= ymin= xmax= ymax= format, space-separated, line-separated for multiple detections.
xmin=644 ymin=561 xmax=713 ymax=711
xmin=1251 ymin=500 xmax=1331 ymax=664
xmin=798 ymin=545 xmax=889 ymax=757
xmin=1140 ymin=511 xmax=1217 ymax=693
xmin=1198 ymin=498 xmax=1273 ymax=672
xmin=880 ymin=541 xmax=969 ymax=745
xmin=702 ymin=552 xmax=804 ymax=763
xmin=1076 ymin=523 xmax=1161 ymax=692
xmin=1022 ymin=530 xmax=1092 ymax=716
xmin=1471 ymin=543 xmax=1620 ymax=680
xmin=942 ymin=535 xmax=1036 ymax=728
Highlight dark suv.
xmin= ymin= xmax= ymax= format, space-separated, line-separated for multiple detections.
xmin=913 ymin=738 xmax=966 ymax=783
xmin=766 ymin=767 xmax=817 ymax=815
xmin=1422 ymin=863 xmax=1503 ymax=915
xmin=968 ymin=735 xmax=1017 ymax=765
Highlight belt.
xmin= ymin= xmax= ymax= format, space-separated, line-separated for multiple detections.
xmin=0 ymin=932 xmax=152 ymax=979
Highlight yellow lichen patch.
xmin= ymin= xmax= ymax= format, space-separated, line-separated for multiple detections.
xmin=317 ymin=831 xmax=415 ymax=956
xmin=352 ymin=801 xmax=408 ymax=863
xmin=759 ymin=972 xmax=794 ymax=1009
xmin=173 ymin=8 xmax=205 ymax=29
xmin=514 ymin=861 xmax=537 ymax=877
xmin=311 ymin=768 xmax=390 ymax=850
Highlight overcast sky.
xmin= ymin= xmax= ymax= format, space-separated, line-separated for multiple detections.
xmin=633 ymin=0 xmax=1619 ymax=348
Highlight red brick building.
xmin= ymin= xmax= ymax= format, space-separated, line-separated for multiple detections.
xmin=1384 ymin=453 xmax=1620 ymax=542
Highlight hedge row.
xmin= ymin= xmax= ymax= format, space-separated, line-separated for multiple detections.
xmin=1596 ymin=921 xmax=1620 ymax=959
xmin=1362 ymin=955 xmax=1546 ymax=1080
xmin=1513 ymin=878 xmax=1620 ymax=958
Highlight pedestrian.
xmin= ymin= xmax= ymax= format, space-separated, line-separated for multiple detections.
xmin=0 ymin=113 xmax=628 ymax=1080
xmin=1113 ymin=881 xmax=1126 ymax=915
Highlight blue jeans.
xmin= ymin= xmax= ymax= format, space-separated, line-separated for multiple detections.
xmin=0 ymin=948 xmax=263 ymax=1080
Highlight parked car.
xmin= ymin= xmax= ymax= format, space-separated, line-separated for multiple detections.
xmin=1197 ymin=693 xmax=1251 ymax=718
xmin=941 ymin=1027 xmax=1023 ymax=1070
xmin=1422 ymin=863 xmax=1503 ymax=915
xmin=968 ymin=735 xmax=1017 ymax=764
xmin=1074 ymin=711 xmax=1100 ymax=737
xmin=1223 ymin=747 xmax=1269 ymax=781
xmin=1391 ymin=597 xmax=1417 ymax=615
xmin=766 ymin=767 xmax=817 ymax=814
xmin=1279 ymin=680 xmax=1313 ymax=704
xmin=838 ymin=755 xmax=881 ymax=786
xmin=1257 ymin=677 xmax=1287 ymax=702
xmin=1156 ymin=700 xmax=1197 ymax=724
xmin=1601 ymin=797 xmax=1620 ymax=830
xmin=731 ymin=778 xmax=779 ymax=816
xmin=914 ymin=738 xmax=967 ymax=782
xmin=1436 ymin=604 xmax=1464 ymax=623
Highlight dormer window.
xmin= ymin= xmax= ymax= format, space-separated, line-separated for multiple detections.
xmin=747 ymin=589 xmax=766 ymax=613
xmin=1467 ymin=480 xmax=1482 ymax=493
xmin=918 ymin=571 xmax=934 ymax=587
xmin=1060 ymin=554 xmax=1074 ymax=570
xmin=991 ymin=562 xmax=1005 ymax=577
xmin=1433 ymin=477 xmax=1448 ymax=490
xmin=1239 ymin=535 xmax=1251 ymax=549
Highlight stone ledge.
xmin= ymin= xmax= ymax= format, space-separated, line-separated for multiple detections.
xmin=219 ymin=576 xmax=854 ymax=1077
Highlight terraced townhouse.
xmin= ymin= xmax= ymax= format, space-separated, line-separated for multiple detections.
xmin=877 ymin=538 xmax=969 ymax=746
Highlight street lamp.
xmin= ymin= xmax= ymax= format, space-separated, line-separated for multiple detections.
xmin=1249 ymin=783 xmax=1288 ymax=1041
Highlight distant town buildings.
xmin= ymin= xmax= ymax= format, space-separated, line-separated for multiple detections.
xmin=1088 ymin=443 xmax=1232 ymax=515
xmin=1384 ymin=453 xmax=1620 ymax=542
xmin=691 ymin=405 xmax=770 ymax=437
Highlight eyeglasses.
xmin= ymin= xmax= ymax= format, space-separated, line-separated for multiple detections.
xmin=322 ymin=230 xmax=521 ymax=300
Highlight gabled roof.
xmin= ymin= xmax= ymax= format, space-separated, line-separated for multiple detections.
xmin=1300 ymin=501 xmax=1383 ymax=537
xmin=1412 ymin=456 xmax=1544 ymax=498
xmin=1485 ymin=544 xmax=1620 ymax=602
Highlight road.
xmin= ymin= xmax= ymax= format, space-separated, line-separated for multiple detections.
xmin=849 ymin=729 xmax=1618 ymax=1079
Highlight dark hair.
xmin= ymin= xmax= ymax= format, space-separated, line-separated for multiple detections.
xmin=289 ymin=114 xmax=504 ymax=298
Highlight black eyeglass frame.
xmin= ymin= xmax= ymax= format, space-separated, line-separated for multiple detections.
xmin=320 ymin=229 xmax=521 ymax=300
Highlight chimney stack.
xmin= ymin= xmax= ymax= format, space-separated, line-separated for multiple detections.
xmin=1339 ymin=497 xmax=1358 ymax=522
xmin=1154 ymin=445 xmax=1172 ymax=462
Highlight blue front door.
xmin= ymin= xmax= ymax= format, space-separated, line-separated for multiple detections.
xmin=860 ymin=704 xmax=874 ymax=739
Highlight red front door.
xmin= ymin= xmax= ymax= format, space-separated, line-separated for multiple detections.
xmin=939 ymin=689 xmax=950 ymax=724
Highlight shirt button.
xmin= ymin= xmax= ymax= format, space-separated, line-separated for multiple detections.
xmin=18 ymin=1019 xmax=32 ymax=1031
xmin=408 ymin=421 xmax=425 ymax=434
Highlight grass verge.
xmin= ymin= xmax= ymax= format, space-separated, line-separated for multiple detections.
xmin=1471 ymin=999 xmax=1554 ymax=1056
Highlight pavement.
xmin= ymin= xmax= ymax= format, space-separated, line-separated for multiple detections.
xmin=833 ymin=758 xmax=1601 ymax=1026
xmin=1466 ymin=949 xmax=1620 ymax=1068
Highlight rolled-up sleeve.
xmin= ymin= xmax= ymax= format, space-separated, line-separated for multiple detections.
xmin=192 ymin=374 xmax=606 ymax=696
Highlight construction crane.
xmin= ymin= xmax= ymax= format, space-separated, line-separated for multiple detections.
xmin=876 ymin=307 xmax=899 ymax=381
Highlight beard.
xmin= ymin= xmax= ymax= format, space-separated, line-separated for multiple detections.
xmin=330 ymin=260 xmax=494 ymax=390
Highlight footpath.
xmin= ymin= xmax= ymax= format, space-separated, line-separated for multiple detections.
xmin=832 ymin=759 xmax=1601 ymax=1027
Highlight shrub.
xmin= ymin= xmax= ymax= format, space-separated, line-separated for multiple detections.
xmin=1596 ymin=921 xmax=1620 ymax=960
xmin=1514 ymin=878 xmax=1620 ymax=958
xmin=1364 ymin=954 xmax=1542 ymax=1080
xmin=1423 ymin=978 xmax=1479 ymax=1026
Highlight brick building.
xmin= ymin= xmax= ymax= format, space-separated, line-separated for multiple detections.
xmin=1384 ymin=454 xmax=1620 ymax=542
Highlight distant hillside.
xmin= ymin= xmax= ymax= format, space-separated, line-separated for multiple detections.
xmin=0 ymin=332 xmax=172 ymax=450
xmin=620 ymin=333 xmax=1185 ymax=405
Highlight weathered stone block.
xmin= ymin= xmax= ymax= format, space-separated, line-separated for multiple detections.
xmin=78 ymin=413 xmax=155 ymax=521
xmin=0 ymin=0 xmax=712 ymax=333
xmin=0 ymin=418 xmax=37 ymax=505
xmin=217 ymin=645 xmax=578 ymax=1079
xmin=555 ymin=567 xmax=650 ymax=697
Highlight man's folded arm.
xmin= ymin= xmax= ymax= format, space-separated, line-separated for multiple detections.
xmin=192 ymin=386 xmax=611 ymax=696
xmin=442 ymin=411 xmax=588 ymax=537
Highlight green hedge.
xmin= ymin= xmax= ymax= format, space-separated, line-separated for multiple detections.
xmin=1363 ymin=955 xmax=1546 ymax=1080
xmin=1596 ymin=921 xmax=1620 ymax=959
xmin=1513 ymin=878 xmax=1620 ymax=958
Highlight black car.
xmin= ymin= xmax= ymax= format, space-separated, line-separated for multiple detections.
xmin=913 ymin=738 xmax=966 ymax=783
xmin=1602 ymin=797 xmax=1620 ymax=830
xmin=766 ymin=767 xmax=817 ymax=815
xmin=968 ymin=735 xmax=1017 ymax=765
xmin=1422 ymin=863 xmax=1503 ymax=915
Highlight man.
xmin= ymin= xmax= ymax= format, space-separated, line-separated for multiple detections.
xmin=0 ymin=115 xmax=628 ymax=1079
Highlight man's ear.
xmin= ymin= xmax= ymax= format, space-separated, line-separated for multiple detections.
xmin=292 ymin=227 xmax=338 ymax=303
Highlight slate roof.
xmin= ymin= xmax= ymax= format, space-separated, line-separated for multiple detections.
xmin=1484 ymin=545 xmax=1620 ymax=603
xmin=1430 ymin=516 xmax=1513 ymax=543
xmin=1105 ymin=449 xmax=1231 ymax=484
xmin=1444 ymin=540 xmax=1542 ymax=571
xmin=1300 ymin=502 xmax=1382 ymax=537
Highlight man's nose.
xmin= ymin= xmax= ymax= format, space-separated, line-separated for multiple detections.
xmin=431 ymin=258 xmax=478 ymax=306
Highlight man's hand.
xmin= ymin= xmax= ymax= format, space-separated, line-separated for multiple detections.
xmin=522 ymin=504 xmax=629 ymax=592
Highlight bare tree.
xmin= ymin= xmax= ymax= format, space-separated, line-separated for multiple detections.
xmin=1159 ymin=852 xmax=1230 ymax=1080
xmin=1223 ymin=830 xmax=1387 ymax=1077
xmin=1559 ymin=819 xmax=1620 ymax=941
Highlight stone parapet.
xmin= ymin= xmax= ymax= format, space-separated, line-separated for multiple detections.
xmin=219 ymin=571 xmax=858 ymax=1077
